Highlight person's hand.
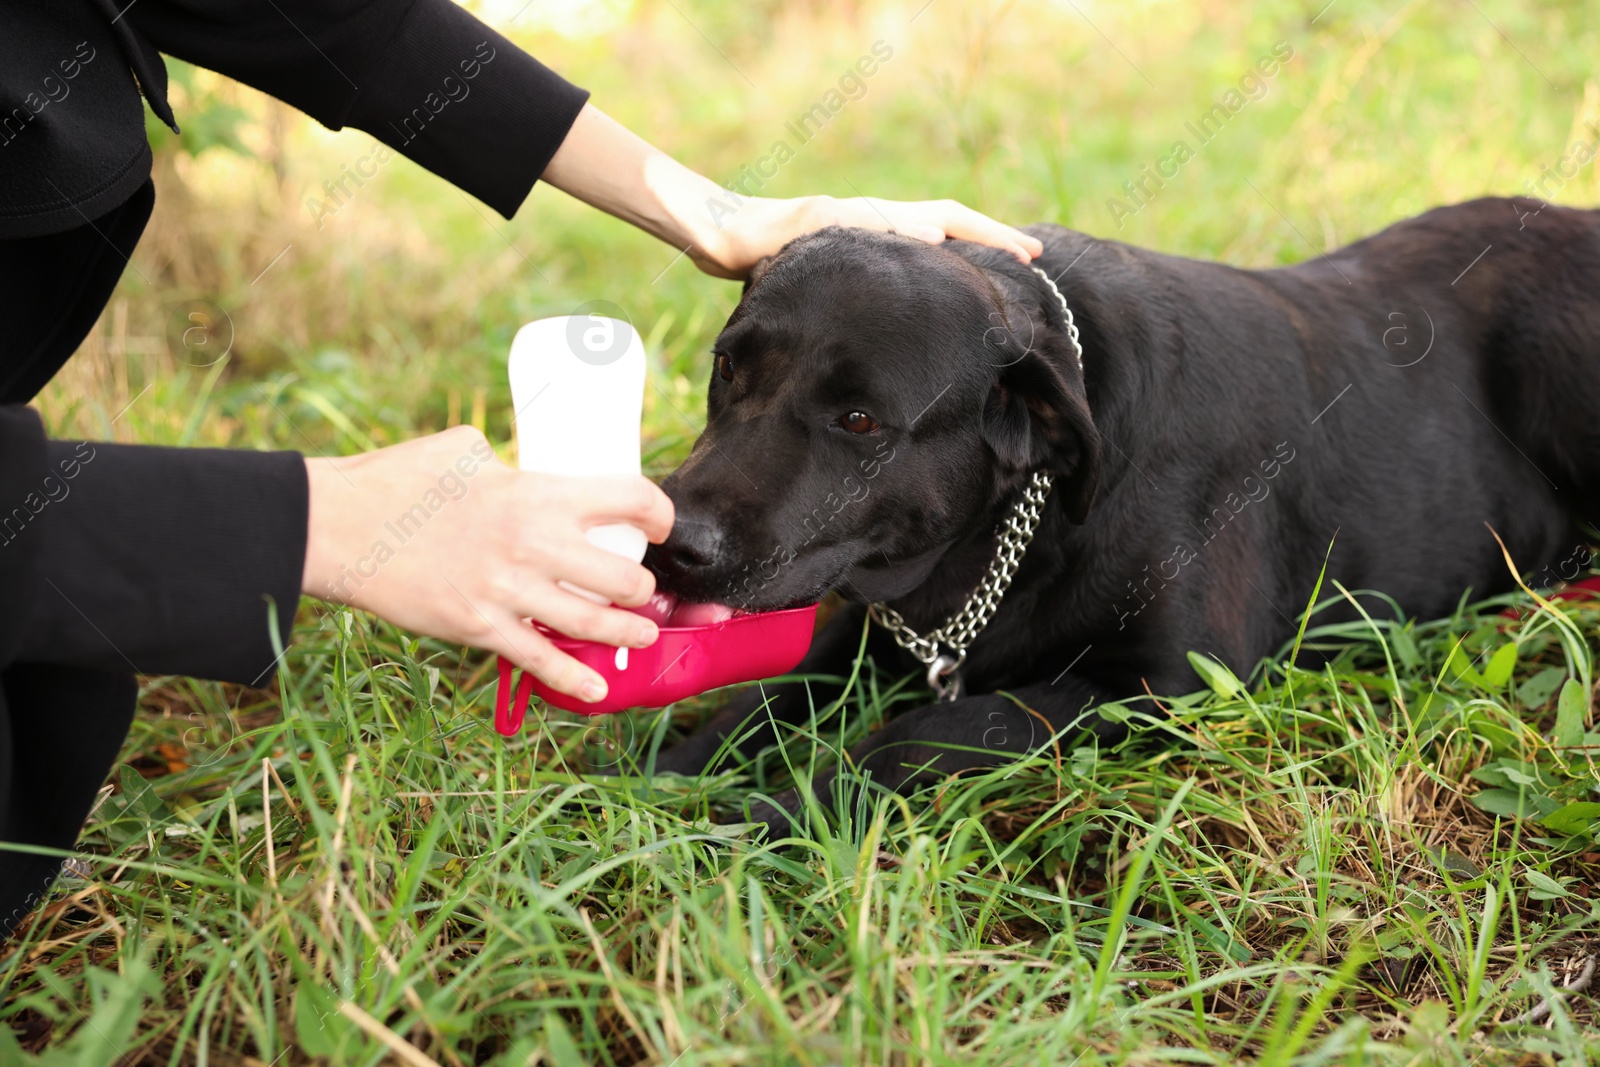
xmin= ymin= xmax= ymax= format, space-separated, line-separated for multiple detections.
xmin=301 ymin=426 xmax=674 ymax=703
xmin=692 ymin=194 xmax=1045 ymax=279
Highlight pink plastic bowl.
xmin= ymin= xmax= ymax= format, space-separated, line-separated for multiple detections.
xmin=494 ymin=603 xmax=819 ymax=735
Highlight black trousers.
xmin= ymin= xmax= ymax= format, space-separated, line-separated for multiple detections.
xmin=0 ymin=664 xmax=136 ymax=935
xmin=0 ymin=178 xmax=308 ymax=939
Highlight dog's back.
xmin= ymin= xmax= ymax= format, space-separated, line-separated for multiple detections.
xmin=1342 ymin=199 xmax=1600 ymax=515
xmin=1010 ymin=198 xmax=1600 ymax=682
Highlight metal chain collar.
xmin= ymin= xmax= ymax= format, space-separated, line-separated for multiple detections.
xmin=866 ymin=266 xmax=1084 ymax=700
xmin=869 ymin=470 xmax=1054 ymax=700
xmin=1031 ymin=264 xmax=1084 ymax=372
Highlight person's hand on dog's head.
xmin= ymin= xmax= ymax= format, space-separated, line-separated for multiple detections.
xmin=693 ymin=194 xmax=1044 ymax=279
xmin=541 ymin=104 xmax=1040 ymax=281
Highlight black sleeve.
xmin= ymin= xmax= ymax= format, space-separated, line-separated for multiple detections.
xmin=0 ymin=409 xmax=49 ymax=670
xmin=9 ymin=438 xmax=309 ymax=688
xmin=126 ymin=0 xmax=590 ymax=218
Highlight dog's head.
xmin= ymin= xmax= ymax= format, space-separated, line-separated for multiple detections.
xmin=647 ymin=226 xmax=1100 ymax=612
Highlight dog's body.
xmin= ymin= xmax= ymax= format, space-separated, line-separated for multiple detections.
xmin=644 ymin=197 xmax=1600 ymax=823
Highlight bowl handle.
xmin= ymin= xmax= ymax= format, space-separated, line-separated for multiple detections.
xmin=495 ymin=656 xmax=537 ymax=736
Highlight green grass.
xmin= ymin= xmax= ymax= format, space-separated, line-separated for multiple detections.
xmin=5 ymin=581 xmax=1598 ymax=1064
xmin=7 ymin=0 xmax=1600 ymax=1062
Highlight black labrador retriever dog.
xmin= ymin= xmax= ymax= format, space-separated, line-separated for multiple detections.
xmin=642 ymin=196 xmax=1600 ymax=826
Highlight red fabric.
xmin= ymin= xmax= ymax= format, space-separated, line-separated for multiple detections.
xmin=1501 ymin=575 xmax=1600 ymax=620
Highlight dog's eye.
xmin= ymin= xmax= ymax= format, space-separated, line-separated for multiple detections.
xmin=838 ymin=411 xmax=880 ymax=435
xmin=716 ymin=353 xmax=734 ymax=382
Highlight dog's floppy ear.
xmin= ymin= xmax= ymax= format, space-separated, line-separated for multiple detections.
xmin=979 ymin=313 xmax=1102 ymax=523
xmin=742 ymin=255 xmax=776 ymax=295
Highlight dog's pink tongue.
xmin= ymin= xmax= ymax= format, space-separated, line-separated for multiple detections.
xmin=633 ymin=592 xmax=679 ymax=625
xmin=670 ymin=601 xmax=736 ymax=626
xmin=632 ymin=593 xmax=737 ymax=626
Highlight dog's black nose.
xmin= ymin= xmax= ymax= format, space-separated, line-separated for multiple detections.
xmin=648 ymin=515 xmax=725 ymax=582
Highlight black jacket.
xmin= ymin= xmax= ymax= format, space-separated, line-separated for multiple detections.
xmin=0 ymin=0 xmax=589 ymax=931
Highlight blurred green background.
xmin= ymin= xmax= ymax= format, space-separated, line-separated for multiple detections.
xmin=37 ymin=0 xmax=1600 ymax=474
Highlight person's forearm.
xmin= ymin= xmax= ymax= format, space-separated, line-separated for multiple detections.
xmin=540 ymin=103 xmax=1043 ymax=278
xmin=540 ymin=104 xmax=730 ymax=268
xmin=16 ymin=441 xmax=305 ymax=687
xmin=133 ymin=0 xmax=591 ymax=221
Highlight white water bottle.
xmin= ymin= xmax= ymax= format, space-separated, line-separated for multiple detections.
xmin=509 ymin=310 xmax=648 ymax=603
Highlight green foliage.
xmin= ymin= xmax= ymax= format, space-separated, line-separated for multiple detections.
xmin=2 ymin=580 xmax=1595 ymax=1063
xmin=0 ymin=957 xmax=157 ymax=1067
xmin=143 ymin=60 xmax=253 ymax=160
